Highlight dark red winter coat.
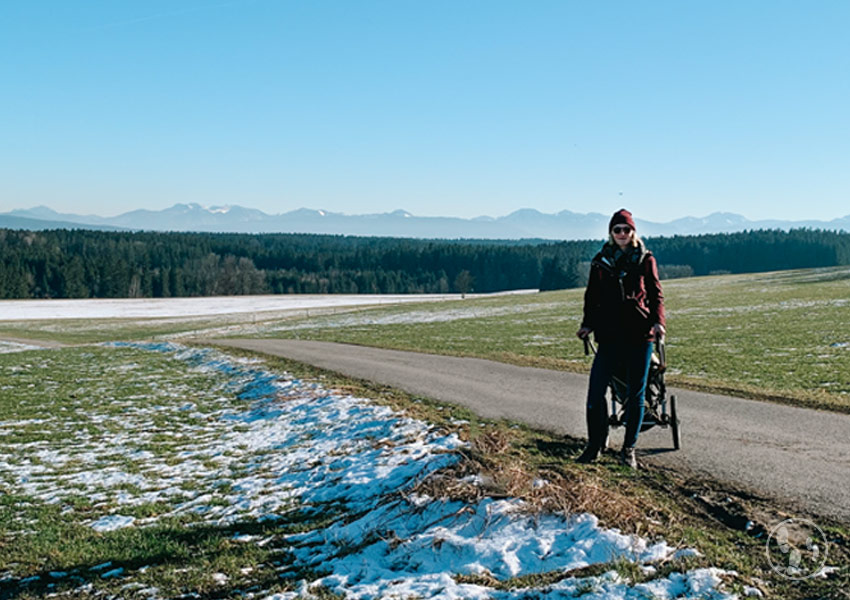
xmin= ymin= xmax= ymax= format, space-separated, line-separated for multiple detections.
xmin=581 ymin=240 xmax=666 ymax=344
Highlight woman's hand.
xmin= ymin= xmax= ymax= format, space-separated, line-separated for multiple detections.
xmin=652 ymin=323 xmax=666 ymax=339
xmin=576 ymin=327 xmax=592 ymax=340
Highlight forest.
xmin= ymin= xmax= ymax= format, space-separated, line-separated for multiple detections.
xmin=0 ymin=227 xmax=848 ymax=299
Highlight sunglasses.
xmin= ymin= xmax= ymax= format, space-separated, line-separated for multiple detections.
xmin=612 ymin=225 xmax=632 ymax=234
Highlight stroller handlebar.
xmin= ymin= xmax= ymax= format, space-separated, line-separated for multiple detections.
xmin=579 ymin=335 xmax=666 ymax=369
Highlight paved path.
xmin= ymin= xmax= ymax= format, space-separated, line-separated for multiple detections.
xmin=212 ymin=338 xmax=850 ymax=523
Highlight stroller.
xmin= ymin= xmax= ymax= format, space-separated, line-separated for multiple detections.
xmin=583 ymin=337 xmax=681 ymax=450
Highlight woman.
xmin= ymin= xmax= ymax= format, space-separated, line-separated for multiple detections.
xmin=575 ymin=209 xmax=666 ymax=469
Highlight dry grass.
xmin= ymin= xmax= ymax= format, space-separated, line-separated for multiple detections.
xmin=412 ymin=427 xmax=659 ymax=534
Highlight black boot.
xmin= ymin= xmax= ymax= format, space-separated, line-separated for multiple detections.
xmin=576 ymin=445 xmax=601 ymax=463
xmin=620 ymin=447 xmax=638 ymax=469
xmin=580 ymin=402 xmax=608 ymax=463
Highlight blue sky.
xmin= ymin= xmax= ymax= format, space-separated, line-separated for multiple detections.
xmin=2 ymin=0 xmax=848 ymax=222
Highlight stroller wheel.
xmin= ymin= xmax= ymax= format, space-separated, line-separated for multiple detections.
xmin=670 ymin=394 xmax=681 ymax=450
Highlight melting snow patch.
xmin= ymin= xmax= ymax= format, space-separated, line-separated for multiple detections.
xmin=90 ymin=515 xmax=136 ymax=532
xmin=271 ymin=496 xmax=738 ymax=599
xmin=289 ymin=499 xmax=662 ymax=578
xmin=101 ymin=567 xmax=125 ymax=579
xmin=0 ymin=340 xmax=44 ymax=354
xmin=674 ymin=547 xmax=703 ymax=559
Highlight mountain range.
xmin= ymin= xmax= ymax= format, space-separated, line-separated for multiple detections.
xmin=2 ymin=204 xmax=849 ymax=240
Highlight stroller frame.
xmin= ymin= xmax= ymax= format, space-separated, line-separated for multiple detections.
xmin=583 ymin=337 xmax=681 ymax=450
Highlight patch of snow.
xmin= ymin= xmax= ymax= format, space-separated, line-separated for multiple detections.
xmin=284 ymin=499 xmax=678 ymax=586
xmin=0 ymin=341 xmax=43 ymax=354
xmin=90 ymin=515 xmax=136 ymax=532
xmin=0 ymin=290 xmax=537 ymax=320
xmin=101 ymin=567 xmax=125 ymax=579
xmin=674 ymin=547 xmax=703 ymax=559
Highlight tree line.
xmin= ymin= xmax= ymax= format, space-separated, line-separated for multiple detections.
xmin=0 ymin=227 xmax=848 ymax=299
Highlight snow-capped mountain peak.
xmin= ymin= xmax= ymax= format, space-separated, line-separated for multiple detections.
xmin=207 ymin=206 xmax=232 ymax=215
xmin=2 ymin=204 xmax=848 ymax=240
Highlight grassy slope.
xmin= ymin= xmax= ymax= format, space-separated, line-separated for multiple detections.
xmin=1 ymin=345 xmax=847 ymax=599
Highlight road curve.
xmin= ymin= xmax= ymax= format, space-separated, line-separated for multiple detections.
xmin=211 ymin=338 xmax=850 ymax=523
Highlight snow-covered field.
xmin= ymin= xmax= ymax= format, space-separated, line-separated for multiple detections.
xmin=0 ymin=343 xmax=737 ymax=599
xmin=0 ymin=291 xmax=536 ymax=321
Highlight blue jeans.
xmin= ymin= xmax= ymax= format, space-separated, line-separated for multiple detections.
xmin=586 ymin=340 xmax=654 ymax=450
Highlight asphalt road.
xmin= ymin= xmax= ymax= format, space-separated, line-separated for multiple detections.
xmin=212 ymin=338 xmax=850 ymax=523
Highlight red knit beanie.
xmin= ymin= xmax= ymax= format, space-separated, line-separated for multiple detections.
xmin=609 ymin=208 xmax=636 ymax=231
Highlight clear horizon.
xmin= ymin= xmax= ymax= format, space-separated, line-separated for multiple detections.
xmin=2 ymin=1 xmax=849 ymax=224
xmin=8 ymin=201 xmax=850 ymax=224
